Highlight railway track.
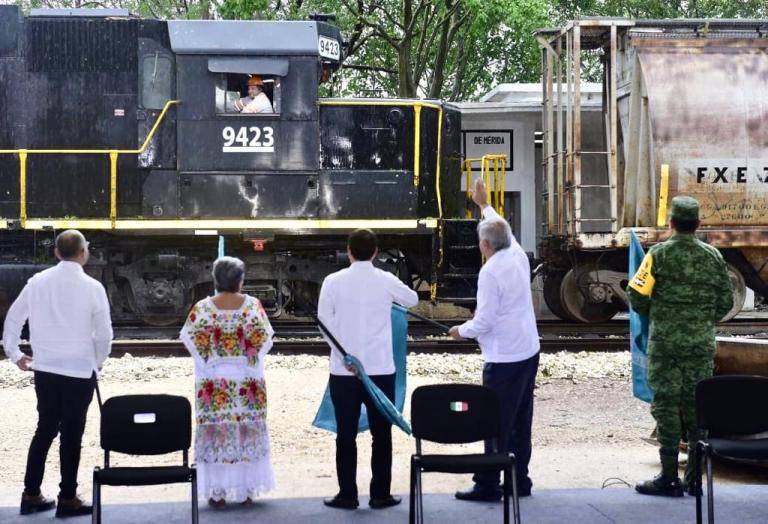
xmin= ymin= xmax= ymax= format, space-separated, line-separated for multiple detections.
xmin=103 ymin=335 xmax=633 ymax=356
xmin=96 ymin=317 xmax=768 ymax=356
xmin=110 ymin=316 xmax=768 ymax=339
xmin=6 ymin=317 xmax=766 ymax=358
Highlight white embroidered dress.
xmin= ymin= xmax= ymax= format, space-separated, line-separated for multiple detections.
xmin=180 ymin=295 xmax=275 ymax=502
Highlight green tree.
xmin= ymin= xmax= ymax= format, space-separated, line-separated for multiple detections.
xmin=332 ymin=0 xmax=549 ymax=100
xmin=13 ymin=0 xmax=549 ymax=100
xmin=20 ymin=0 xmax=767 ymax=101
xmin=550 ymin=0 xmax=768 ymax=21
xmin=209 ymin=0 xmax=550 ymax=100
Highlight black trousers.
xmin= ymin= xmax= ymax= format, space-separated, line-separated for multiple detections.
xmin=329 ymin=373 xmax=395 ymax=500
xmin=474 ymin=353 xmax=539 ymax=494
xmin=24 ymin=371 xmax=95 ymax=499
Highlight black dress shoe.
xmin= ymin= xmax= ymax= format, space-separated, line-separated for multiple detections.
xmin=683 ymin=481 xmax=703 ymax=497
xmin=20 ymin=493 xmax=56 ymax=515
xmin=369 ymin=496 xmax=401 ymax=509
xmin=455 ymin=487 xmax=502 ymax=502
xmin=55 ymin=496 xmax=93 ymax=519
xmin=323 ymin=496 xmax=359 ymax=510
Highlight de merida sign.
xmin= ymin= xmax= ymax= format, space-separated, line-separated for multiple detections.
xmin=462 ymin=130 xmax=513 ymax=171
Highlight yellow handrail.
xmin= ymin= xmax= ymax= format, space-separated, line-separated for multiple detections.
xmin=462 ymin=154 xmax=507 ymax=218
xmin=657 ymin=163 xmax=670 ymax=227
xmin=0 ymin=100 xmax=179 ymax=155
xmin=0 ymin=100 xmax=178 ymax=228
xmin=413 ymin=105 xmax=422 ymax=188
xmin=19 ymin=151 xmax=27 ymax=229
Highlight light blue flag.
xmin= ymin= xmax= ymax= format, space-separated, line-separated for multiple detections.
xmin=629 ymin=230 xmax=653 ymax=403
xmin=313 ymin=304 xmax=409 ymax=433
xmin=218 ymin=235 xmax=225 ymax=258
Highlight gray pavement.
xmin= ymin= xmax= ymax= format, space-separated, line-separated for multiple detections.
xmin=2 ymin=485 xmax=767 ymax=523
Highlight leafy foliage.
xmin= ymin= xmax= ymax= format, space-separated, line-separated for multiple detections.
xmin=10 ymin=0 xmax=768 ymax=99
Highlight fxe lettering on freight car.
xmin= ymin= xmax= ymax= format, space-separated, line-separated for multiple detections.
xmin=693 ymin=166 xmax=768 ymax=184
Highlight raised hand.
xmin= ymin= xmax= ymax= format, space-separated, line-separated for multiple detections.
xmin=472 ymin=177 xmax=489 ymax=209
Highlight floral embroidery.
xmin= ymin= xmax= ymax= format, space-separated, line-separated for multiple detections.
xmin=181 ymin=294 xmax=274 ymax=498
xmin=197 ymin=378 xmax=238 ymax=413
xmin=220 ymin=332 xmax=239 ymax=355
xmin=197 ymin=410 xmax=265 ymax=425
xmin=194 ymin=327 xmax=214 ymax=361
xmin=197 ymin=378 xmax=267 ymax=416
xmin=239 ymin=378 xmax=267 ymax=411
xmin=183 ymin=297 xmax=271 ymax=365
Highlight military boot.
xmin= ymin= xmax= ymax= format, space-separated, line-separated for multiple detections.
xmin=635 ymin=447 xmax=684 ymax=497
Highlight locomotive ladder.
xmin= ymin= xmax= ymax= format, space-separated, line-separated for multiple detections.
xmin=537 ymin=20 xmax=630 ymax=238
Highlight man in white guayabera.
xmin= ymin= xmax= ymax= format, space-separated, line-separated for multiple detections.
xmin=3 ymin=230 xmax=112 ymax=518
xmin=449 ymin=178 xmax=540 ymax=501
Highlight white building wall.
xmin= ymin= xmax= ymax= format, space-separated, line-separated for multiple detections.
xmin=456 ymin=83 xmax=603 ymax=256
xmin=458 ymin=112 xmax=538 ymax=254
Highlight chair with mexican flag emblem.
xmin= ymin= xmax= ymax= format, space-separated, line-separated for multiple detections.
xmin=409 ymin=384 xmax=519 ymax=524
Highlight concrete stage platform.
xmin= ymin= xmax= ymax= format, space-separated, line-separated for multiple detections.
xmin=1 ymin=485 xmax=766 ymax=523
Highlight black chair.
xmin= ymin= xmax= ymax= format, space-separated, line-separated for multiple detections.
xmin=409 ymin=384 xmax=520 ymax=524
xmin=92 ymin=394 xmax=198 ymax=524
xmin=694 ymin=375 xmax=768 ymax=524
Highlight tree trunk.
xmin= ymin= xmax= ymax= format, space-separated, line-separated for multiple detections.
xmin=449 ymin=24 xmax=471 ymax=101
xmin=200 ymin=0 xmax=211 ymax=20
xmin=398 ymin=0 xmax=417 ymax=97
xmin=398 ymin=45 xmax=417 ymax=97
xmin=427 ymin=0 xmax=454 ymax=99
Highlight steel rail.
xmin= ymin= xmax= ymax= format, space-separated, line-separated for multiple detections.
xmin=107 ymin=317 xmax=768 ymax=340
xmin=5 ymin=318 xmax=765 ymax=358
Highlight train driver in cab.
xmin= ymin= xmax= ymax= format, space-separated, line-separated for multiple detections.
xmin=233 ymin=75 xmax=273 ymax=114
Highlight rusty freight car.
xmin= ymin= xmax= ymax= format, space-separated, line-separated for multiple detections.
xmin=535 ymin=18 xmax=768 ymax=322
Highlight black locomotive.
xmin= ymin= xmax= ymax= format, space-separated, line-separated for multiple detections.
xmin=0 ymin=6 xmax=479 ymax=325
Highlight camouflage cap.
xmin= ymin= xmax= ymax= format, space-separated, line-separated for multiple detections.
xmin=670 ymin=196 xmax=699 ymax=222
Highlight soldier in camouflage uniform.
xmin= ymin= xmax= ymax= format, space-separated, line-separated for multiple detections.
xmin=626 ymin=196 xmax=733 ymax=497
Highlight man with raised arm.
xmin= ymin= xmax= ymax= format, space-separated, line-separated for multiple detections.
xmin=450 ymin=178 xmax=540 ymax=501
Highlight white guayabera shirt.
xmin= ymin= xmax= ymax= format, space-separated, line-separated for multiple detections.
xmin=2 ymin=261 xmax=112 ymax=378
xmin=458 ymin=207 xmax=540 ymax=363
xmin=318 ymin=260 xmax=418 ymax=376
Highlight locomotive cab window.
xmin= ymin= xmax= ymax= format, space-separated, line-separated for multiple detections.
xmin=215 ymin=73 xmax=280 ymax=115
xmin=141 ymin=54 xmax=172 ymax=110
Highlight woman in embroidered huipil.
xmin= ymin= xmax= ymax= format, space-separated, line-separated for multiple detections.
xmin=180 ymin=256 xmax=275 ymax=508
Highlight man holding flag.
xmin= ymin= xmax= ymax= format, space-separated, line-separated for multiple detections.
xmin=318 ymin=228 xmax=418 ymax=510
xmin=627 ymin=196 xmax=733 ymax=497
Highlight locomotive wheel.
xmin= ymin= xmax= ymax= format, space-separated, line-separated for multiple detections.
xmin=142 ymin=315 xmax=186 ymax=327
xmin=560 ymin=267 xmax=619 ymax=323
xmin=720 ymin=263 xmax=747 ymax=322
xmin=542 ymin=271 xmax=574 ymax=321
